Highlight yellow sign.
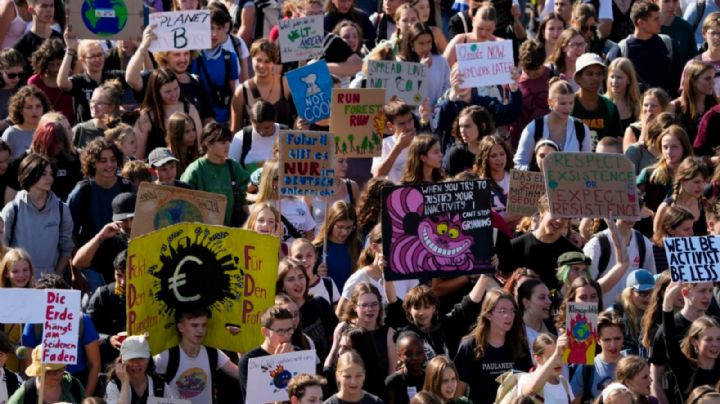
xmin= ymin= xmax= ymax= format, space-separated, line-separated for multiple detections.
xmin=127 ymin=223 xmax=279 ymax=354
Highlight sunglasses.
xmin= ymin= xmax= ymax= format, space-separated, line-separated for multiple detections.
xmin=5 ymin=72 xmax=22 ymax=79
xmin=581 ymin=24 xmax=598 ymax=33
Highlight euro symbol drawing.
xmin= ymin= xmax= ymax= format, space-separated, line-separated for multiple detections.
xmin=169 ymin=256 xmax=202 ymax=302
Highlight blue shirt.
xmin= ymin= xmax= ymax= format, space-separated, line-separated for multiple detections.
xmin=570 ymin=357 xmax=618 ymax=399
xmin=22 ymin=314 xmax=100 ymax=374
xmin=190 ymin=48 xmax=239 ymax=123
xmin=327 ymin=240 xmax=351 ymax=290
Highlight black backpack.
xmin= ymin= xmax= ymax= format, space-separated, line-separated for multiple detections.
xmin=20 ymin=375 xmax=84 ymax=403
xmin=533 ymin=117 xmax=586 ymax=151
xmin=162 ymin=346 xmax=219 ymax=402
xmin=594 ymin=229 xmax=646 ymax=279
xmin=4 ymin=366 xmax=19 ymax=397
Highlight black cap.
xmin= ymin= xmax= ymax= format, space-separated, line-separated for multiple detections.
xmin=112 ymin=192 xmax=136 ymax=221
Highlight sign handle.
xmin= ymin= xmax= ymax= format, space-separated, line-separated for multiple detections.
xmin=323 ymin=197 xmax=329 ymax=265
xmin=37 ymin=366 xmax=45 ymax=404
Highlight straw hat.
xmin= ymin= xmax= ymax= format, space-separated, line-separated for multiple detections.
xmin=25 ymin=346 xmax=65 ymax=377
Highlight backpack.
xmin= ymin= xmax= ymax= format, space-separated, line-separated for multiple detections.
xmin=196 ymin=50 xmax=234 ymax=108
xmin=694 ymin=0 xmax=707 ymax=33
xmin=618 ymin=34 xmax=673 ymax=62
xmin=8 ymin=199 xmax=64 ymax=247
xmin=163 ymin=345 xmax=219 ymax=386
xmin=594 ymin=229 xmax=646 ymax=279
xmin=533 ymin=117 xmax=586 ymax=151
xmin=494 ymin=369 xmax=571 ymax=404
xmin=4 ymin=366 xmax=19 ymax=397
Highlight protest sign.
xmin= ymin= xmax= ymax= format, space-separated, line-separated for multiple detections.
xmin=148 ymin=398 xmax=191 ymax=404
xmin=507 ymin=170 xmax=546 ymax=217
xmin=455 ymin=40 xmax=515 ymax=88
xmin=43 ymin=289 xmax=81 ymax=365
xmin=665 ymin=236 xmax=720 ymax=283
xmin=68 ymin=0 xmax=144 ymax=40
xmin=278 ymin=15 xmax=324 ymax=63
xmin=246 ymin=350 xmax=317 ymax=404
xmin=367 ymin=60 xmax=428 ymax=105
xmin=329 ymin=88 xmax=386 ymax=157
xmin=127 ymin=223 xmax=279 ymax=354
xmin=543 ymin=152 xmax=640 ymax=219
xmin=131 ymin=182 xmax=227 ymax=239
xmin=381 ymin=181 xmax=493 ymax=280
xmin=286 ymin=61 xmax=332 ymax=123
xmin=147 ymin=10 xmax=211 ymax=52
xmin=0 ymin=289 xmax=46 ymax=323
xmin=278 ymin=130 xmax=335 ymax=197
xmin=563 ymin=302 xmax=598 ymax=365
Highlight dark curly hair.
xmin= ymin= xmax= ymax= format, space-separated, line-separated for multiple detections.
xmin=31 ymin=37 xmax=65 ymax=75
xmin=7 ymin=85 xmax=50 ymax=125
xmin=355 ymin=176 xmax=393 ymax=237
xmin=81 ymin=137 xmax=123 ymax=178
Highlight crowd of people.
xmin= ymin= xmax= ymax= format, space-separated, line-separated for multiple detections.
xmin=0 ymin=0 xmax=718 ymax=402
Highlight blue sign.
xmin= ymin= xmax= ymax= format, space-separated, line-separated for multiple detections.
xmin=285 ymin=61 xmax=332 ymax=123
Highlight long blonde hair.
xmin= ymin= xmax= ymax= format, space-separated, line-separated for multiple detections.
xmin=256 ymin=160 xmax=280 ymax=203
xmin=605 ymin=58 xmax=641 ymax=119
xmin=681 ymin=316 xmax=720 ymax=367
xmin=243 ymin=201 xmax=283 ymax=238
xmin=648 ymin=125 xmax=693 ymax=186
xmin=0 ymin=248 xmax=34 ymax=288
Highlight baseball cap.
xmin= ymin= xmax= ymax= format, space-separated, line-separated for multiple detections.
xmin=112 ymin=192 xmax=136 ymax=221
xmin=120 ymin=335 xmax=151 ymax=361
xmin=574 ymin=53 xmax=605 ymax=79
xmin=148 ymin=147 xmax=179 ymax=168
xmin=557 ymin=251 xmax=591 ymax=268
xmin=626 ymin=269 xmax=655 ymax=292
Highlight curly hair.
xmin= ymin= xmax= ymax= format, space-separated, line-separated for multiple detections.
xmin=81 ymin=138 xmax=123 ymax=177
xmin=7 ymin=86 xmax=50 ymax=125
xmin=355 ymin=176 xmax=393 ymax=236
xmin=31 ymin=37 xmax=65 ymax=75
xmin=250 ymin=39 xmax=280 ymax=64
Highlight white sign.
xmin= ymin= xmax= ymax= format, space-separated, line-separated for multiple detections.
xmin=42 ymin=289 xmax=80 ymax=365
xmin=0 ymin=289 xmax=46 ymax=323
xmin=148 ymin=10 xmax=211 ymax=52
xmin=147 ymin=398 xmax=191 ymax=404
xmin=455 ymin=40 xmax=515 ymax=88
xmin=665 ymin=236 xmax=720 ymax=283
xmin=278 ymin=15 xmax=324 ymax=63
xmin=367 ymin=60 xmax=428 ymax=105
xmin=246 ymin=350 xmax=317 ymax=404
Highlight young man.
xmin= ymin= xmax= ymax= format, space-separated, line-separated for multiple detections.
xmin=512 ymin=39 xmax=551 ymax=150
xmin=371 ymin=101 xmax=417 ymax=184
xmin=606 ymin=0 xmax=673 ymax=94
xmin=238 ymin=306 xmax=296 ymax=404
xmin=288 ymin=374 xmax=327 ymax=404
xmin=0 ymin=331 xmax=22 ymax=402
xmin=572 ymin=53 xmax=622 ymax=148
xmin=229 ymin=100 xmax=282 ymax=173
xmin=154 ymin=308 xmax=239 ymax=404
xmin=653 ymin=0 xmax=696 ymax=96
xmin=11 ymin=0 xmax=62 ymax=68
xmin=570 ymin=310 xmax=625 ymax=401
xmin=148 ymin=148 xmax=191 ymax=189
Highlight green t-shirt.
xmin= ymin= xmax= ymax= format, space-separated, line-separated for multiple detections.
xmin=8 ymin=373 xmax=86 ymax=404
xmin=572 ymin=94 xmax=622 ymax=150
xmin=180 ymin=156 xmax=250 ymax=226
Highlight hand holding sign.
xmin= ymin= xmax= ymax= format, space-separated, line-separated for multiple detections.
xmin=662 ymin=282 xmax=683 ymax=311
xmin=147 ymin=11 xmax=212 ymax=52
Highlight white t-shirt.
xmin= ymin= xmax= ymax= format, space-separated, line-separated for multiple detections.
xmin=309 ymin=276 xmax=341 ymax=304
xmin=281 ymin=197 xmax=316 ymax=243
xmin=372 ymin=135 xmax=409 ymax=184
xmin=517 ymin=373 xmax=574 ymax=404
xmin=105 ymin=374 xmax=167 ymax=404
xmin=229 ymin=124 xmax=279 ymax=167
xmin=342 ymin=270 xmax=388 ymax=304
xmin=154 ymin=346 xmax=230 ymax=404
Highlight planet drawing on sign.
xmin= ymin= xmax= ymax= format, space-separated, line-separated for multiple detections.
xmin=154 ymin=199 xmax=203 ymax=230
xmin=572 ymin=320 xmax=592 ymax=342
xmin=81 ymin=0 xmax=128 ymax=37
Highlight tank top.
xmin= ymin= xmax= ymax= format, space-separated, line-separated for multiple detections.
xmin=242 ymin=78 xmax=295 ymax=128
xmin=1 ymin=0 xmax=27 ymax=50
xmin=146 ymin=102 xmax=190 ymax=157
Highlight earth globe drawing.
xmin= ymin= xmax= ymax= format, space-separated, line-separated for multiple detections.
xmin=154 ymin=200 xmax=203 ymax=230
xmin=81 ymin=0 xmax=128 ymax=37
xmin=572 ymin=321 xmax=592 ymax=342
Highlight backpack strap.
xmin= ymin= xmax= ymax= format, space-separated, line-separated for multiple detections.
xmin=240 ymin=127 xmax=253 ymax=168
xmin=658 ymin=34 xmax=673 ymax=61
xmin=281 ymin=215 xmax=304 ymax=239
xmin=4 ymin=367 xmax=19 ymax=397
xmin=207 ymin=346 xmax=219 ymax=376
xmin=164 ymin=345 xmax=181 ymax=382
xmin=581 ymin=364 xmax=594 ymax=403
xmin=322 ymin=277 xmax=335 ymax=303
xmin=69 ymin=375 xmax=84 ymax=401
xmin=345 ymin=179 xmax=354 ymax=205
xmin=151 ymin=373 xmax=166 ymax=397
xmin=597 ymin=233 xmax=611 ymax=279
xmin=22 ymin=379 xmax=38 ymax=403
xmin=573 ymin=118 xmax=586 ymax=151
xmin=8 ymin=200 xmax=17 ymax=246
xmin=634 ymin=229 xmax=646 ymax=268
xmin=459 ymin=12 xmax=469 ymax=34
xmin=78 ymin=179 xmax=92 ymax=240
xmin=618 ymin=38 xmax=628 ymax=58
xmin=533 ymin=117 xmax=544 ymax=144
xmin=226 ymin=160 xmax=244 ymax=227
xmin=694 ymin=0 xmax=707 ymax=33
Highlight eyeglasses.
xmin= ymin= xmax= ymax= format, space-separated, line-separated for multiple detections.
xmin=357 ymin=302 xmax=379 ymax=309
xmin=90 ymin=100 xmax=112 ymax=107
xmin=567 ymin=41 xmax=587 ymax=49
xmin=581 ymin=24 xmax=598 ymax=33
xmin=335 ymin=224 xmax=356 ymax=232
xmin=4 ymin=72 xmax=22 ymax=79
xmin=84 ymin=52 xmax=104 ymax=60
xmin=269 ymin=326 xmax=295 ymax=336
xmin=707 ymin=29 xmax=720 ymax=38
xmin=493 ymin=308 xmax=517 ymax=316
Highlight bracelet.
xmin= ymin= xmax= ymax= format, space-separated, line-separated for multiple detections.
xmin=66 ymin=50 xmax=77 ymax=57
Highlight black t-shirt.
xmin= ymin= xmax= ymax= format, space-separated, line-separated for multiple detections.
xmin=322 ymin=33 xmax=355 ymax=64
xmin=13 ymin=31 xmax=63 ymax=68
xmin=300 ymin=296 xmax=338 ymax=363
xmin=90 ymin=233 xmax=129 ymax=284
xmin=385 ymin=372 xmax=425 ymax=404
xmin=238 ymin=347 xmax=270 ymax=404
xmin=323 ymin=392 xmax=384 ymax=404
xmin=606 ymin=35 xmax=672 ymax=94
xmin=650 ymin=312 xmax=692 ymax=366
xmin=510 ymin=232 xmax=581 ymax=291
xmin=68 ymin=71 xmax=125 ymax=123
xmin=137 ymin=70 xmax=215 ymax=122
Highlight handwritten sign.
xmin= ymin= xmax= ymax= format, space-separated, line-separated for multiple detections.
xmin=131 ymin=182 xmax=227 ymax=239
xmin=278 ymin=15 xmax=324 ymax=63
xmin=507 ymin=170 xmax=546 ymax=217
xmin=246 ymin=350 xmax=317 ymax=404
xmin=147 ymin=10 xmax=211 ymax=52
xmin=42 ymin=289 xmax=81 ymax=365
xmin=286 ymin=61 xmax=332 ymax=123
xmin=68 ymin=0 xmax=145 ymax=40
xmin=329 ymin=88 xmax=386 ymax=157
xmin=381 ymin=181 xmax=493 ymax=280
xmin=148 ymin=398 xmax=191 ymax=404
xmin=367 ymin=60 xmax=428 ymax=105
xmin=127 ymin=224 xmax=279 ymax=354
xmin=0 ymin=289 xmax=46 ymax=323
xmin=278 ymin=130 xmax=335 ymax=197
xmin=543 ymin=152 xmax=639 ymax=219
xmin=455 ymin=40 xmax=514 ymax=88
xmin=665 ymin=236 xmax=720 ymax=283
xmin=563 ymin=302 xmax=598 ymax=365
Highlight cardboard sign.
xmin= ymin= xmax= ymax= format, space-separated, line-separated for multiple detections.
xmin=68 ymin=0 xmax=144 ymax=40
xmin=665 ymin=236 xmax=720 ymax=283
xmin=278 ymin=130 xmax=335 ymax=197
xmin=563 ymin=302 xmax=598 ymax=365
xmin=329 ymin=88 xmax=386 ymax=157
xmin=507 ymin=169 xmax=546 ymax=217
xmin=278 ymin=15 xmax=324 ymax=63
xmin=246 ymin=350 xmax=317 ymax=404
xmin=127 ymin=223 xmax=279 ymax=354
xmin=148 ymin=398 xmax=191 ymax=404
xmin=381 ymin=181 xmax=493 ymax=280
xmin=42 ymin=289 xmax=81 ymax=365
xmin=367 ymin=60 xmax=428 ymax=105
xmin=455 ymin=40 xmax=515 ymax=88
xmin=543 ymin=152 xmax=640 ymax=219
xmin=131 ymin=182 xmax=228 ymax=239
xmin=286 ymin=61 xmax=332 ymax=123
xmin=147 ymin=10 xmax=211 ymax=52
xmin=0 ymin=289 xmax=46 ymax=323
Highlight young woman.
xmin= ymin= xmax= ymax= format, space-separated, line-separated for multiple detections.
xmin=134 ymin=68 xmax=202 ymax=159
xmin=386 ymin=332 xmax=426 ymax=404
xmin=290 ymin=238 xmax=337 ymax=306
xmin=518 ymin=279 xmax=554 ymax=352
xmin=686 ymin=386 xmax=720 ymax=404
xmin=671 ymin=60 xmax=718 ymax=145
xmin=27 ymin=40 xmax=74 ymax=125
xmin=409 ymin=0 xmax=447 ymax=52
xmin=514 ymin=79 xmax=591 ymax=169
xmin=355 ymin=177 xmax=393 ymax=240
xmin=662 ymin=282 xmax=720 ymax=396
xmin=0 ymin=248 xmax=33 ymax=373
xmin=105 ymin=335 xmax=167 ymax=404
xmin=528 ymin=139 xmax=560 ymax=172
xmin=323 ymin=0 xmax=375 ymax=49
xmin=243 ymin=201 xmax=283 ymax=238
xmin=9 ymin=346 xmax=86 ymax=403
xmin=443 ymin=106 xmax=495 ymax=176
xmin=306 ymin=157 xmax=360 ymax=227
xmin=699 ymin=12 xmax=720 ymax=97
xmin=554 ymin=276 xmax=605 ymax=332
xmin=333 ymin=20 xmax=365 ymax=56
xmin=401 ymin=135 xmax=444 ymax=184
xmin=653 ymin=156 xmax=709 ymax=236
xmin=605 ymin=57 xmax=641 ymax=133
xmin=625 ymin=110 xmax=674 ymax=177
xmin=453 ymin=288 xmax=532 ymax=404
xmin=651 ymin=205 xmax=695 ymax=272
xmin=614 ymin=355 xmax=655 ymax=404
xmin=615 ymin=269 xmax=656 ymax=356
xmin=0 ymin=49 xmax=25 ymax=124
xmin=518 ymin=333 xmax=572 ymax=403
xmin=639 ymin=272 xmax=680 ymax=360
xmin=324 ymin=351 xmax=383 ymax=404
xmin=276 ymin=257 xmax=338 ymax=364
xmin=71 ymin=80 xmax=123 ymax=149
xmin=422 ymin=355 xmax=471 ymax=404
xmin=165 ymin=112 xmax=199 ymax=178
xmin=313 ymin=200 xmax=361 ymax=292
xmin=623 ymin=88 xmax=671 ymax=152
xmin=231 ymin=39 xmax=295 ymax=132
xmin=546 ymin=28 xmax=586 ymax=90
xmin=2 ymin=86 xmax=49 ymax=159
xmin=398 ymin=22 xmax=450 ymax=108
xmin=537 ymin=13 xmax=566 ymax=62
xmin=444 ymin=5 xmax=499 ymax=68
xmin=337 ymin=224 xmax=383 ymax=316
xmin=0 ymin=0 xmax=30 ymax=50
xmin=104 ymin=124 xmax=137 ymax=164
xmin=474 ymin=135 xmax=513 ymax=221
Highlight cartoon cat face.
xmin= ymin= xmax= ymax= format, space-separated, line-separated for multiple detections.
xmin=417 ymin=215 xmax=472 ymax=257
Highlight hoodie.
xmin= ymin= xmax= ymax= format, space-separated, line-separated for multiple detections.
xmin=1 ymin=190 xmax=74 ymax=277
